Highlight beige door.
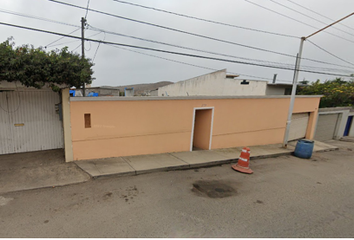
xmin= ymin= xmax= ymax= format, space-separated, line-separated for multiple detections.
xmin=192 ymin=109 xmax=213 ymax=150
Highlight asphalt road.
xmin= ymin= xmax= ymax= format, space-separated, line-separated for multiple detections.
xmin=0 ymin=140 xmax=353 ymax=237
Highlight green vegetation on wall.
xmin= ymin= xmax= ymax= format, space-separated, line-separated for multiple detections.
xmin=0 ymin=38 xmax=94 ymax=91
xmin=297 ymin=78 xmax=354 ymax=108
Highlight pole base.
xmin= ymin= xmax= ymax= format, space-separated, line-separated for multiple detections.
xmin=231 ymin=164 xmax=253 ymax=174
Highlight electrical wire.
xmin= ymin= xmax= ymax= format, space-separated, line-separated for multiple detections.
xmin=112 ymin=0 xmax=298 ymax=39
xmin=84 ymin=41 xmax=92 ymax=51
xmin=47 ymin=0 xmax=354 ymax=70
xmin=245 ymin=0 xmax=354 ymax=44
xmin=92 ymin=32 xmax=106 ymax=61
xmin=47 ymin=31 xmax=103 ymax=48
xmin=47 ymin=0 xmax=301 ymax=59
xmin=87 ymin=25 xmax=295 ymax=67
xmin=307 ymin=39 xmax=354 ymax=67
xmin=286 ymin=0 xmax=354 ymax=32
xmin=110 ymin=44 xmax=293 ymax=82
xmin=0 ymin=8 xmax=80 ymax=28
xmin=85 ymin=0 xmax=90 ymax=19
xmin=0 ymin=21 xmax=351 ymax=77
xmin=270 ymin=0 xmax=354 ymax=38
xmin=45 ymin=27 xmax=80 ymax=48
xmin=72 ymin=43 xmax=81 ymax=52
xmin=3 ymin=1 xmax=351 ymax=71
xmin=87 ymin=25 xmax=353 ymax=73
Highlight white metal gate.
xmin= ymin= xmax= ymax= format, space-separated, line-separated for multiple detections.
xmin=0 ymin=91 xmax=64 ymax=155
xmin=315 ymin=113 xmax=340 ymax=141
xmin=288 ymin=113 xmax=309 ymax=141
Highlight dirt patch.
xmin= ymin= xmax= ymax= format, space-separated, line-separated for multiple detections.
xmin=192 ymin=180 xmax=237 ymax=198
xmin=310 ymin=154 xmax=329 ymax=162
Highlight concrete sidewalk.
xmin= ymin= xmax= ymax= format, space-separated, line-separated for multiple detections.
xmin=0 ymin=149 xmax=90 ymax=194
xmin=75 ymin=140 xmax=338 ymax=178
xmin=0 ymin=141 xmax=337 ymax=194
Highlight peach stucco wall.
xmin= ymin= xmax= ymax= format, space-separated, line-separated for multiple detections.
xmin=70 ymin=96 xmax=320 ymax=160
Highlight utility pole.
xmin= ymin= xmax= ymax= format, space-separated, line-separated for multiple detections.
xmin=81 ymin=17 xmax=86 ymax=97
xmin=282 ymin=11 xmax=354 ymax=147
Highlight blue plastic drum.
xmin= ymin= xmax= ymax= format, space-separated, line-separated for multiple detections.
xmin=294 ymin=139 xmax=314 ymax=159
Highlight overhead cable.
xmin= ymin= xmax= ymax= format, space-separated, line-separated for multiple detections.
xmin=112 ymin=0 xmax=298 ymax=39
xmin=45 ymin=27 xmax=80 ymax=48
xmin=47 ymin=0 xmax=354 ymax=70
xmin=0 ymin=8 xmax=80 ymax=28
xmin=0 ymin=21 xmax=351 ymax=78
xmin=110 ymin=44 xmax=293 ymax=82
xmin=47 ymin=31 xmax=103 ymax=48
xmin=286 ymin=0 xmax=354 ymax=32
xmin=88 ymin=25 xmax=353 ymax=73
xmin=85 ymin=0 xmax=90 ymax=19
xmin=307 ymin=40 xmax=354 ymax=67
xmin=47 ymin=0 xmax=300 ymax=58
xmin=270 ymin=0 xmax=354 ymax=38
xmin=245 ymin=0 xmax=354 ymax=44
xmin=92 ymin=32 xmax=106 ymax=61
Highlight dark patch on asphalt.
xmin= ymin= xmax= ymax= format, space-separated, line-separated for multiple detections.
xmin=119 ymin=185 xmax=139 ymax=203
xmin=194 ymin=169 xmax=199 ymax=172
xmin=104 ymin=192 xmax=112 ymax=197
xmin=311 ymin=155 xmax=328 ymax=162
xmin=347 ymin=148 xmax=352 ymax=151
xmin=192 ymin=180 xmax=237 ymax=198
xmin=317 ymin=182 xmax=322 ymax=184
xmin=44 ymin=220 xmax=49 ymax=223
xmin=256 ymin=200 xmax=263 ymax=204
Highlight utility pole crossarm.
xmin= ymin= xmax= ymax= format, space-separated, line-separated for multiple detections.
xmin=282 ymin=12 xmax=354 ymax=148
xmin=306 ymin=11 xmax=354 ymax=39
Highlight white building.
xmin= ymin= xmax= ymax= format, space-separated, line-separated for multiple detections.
xmin=158 ymin=69 xmax=292 ymax=97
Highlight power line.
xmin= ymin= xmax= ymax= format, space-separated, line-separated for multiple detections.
xmin=85 ymin=0 xmax=90 ymax=19
xmin=47 ymin=0 xmax=301 ymax=58
xmin=46 ymin=31 xmax=103 ymax=48
xmin=0 ymin=8 xmax=80 ymax=28
xmin=88 ymin=25 xmax=353 ymax=73
xmin=45 ymin=27 xmax=80 ymax=48
xmin=112 ymin=0 xmax=298 ymax=39
xmin=245 ymin=0 xmax=354 ymax=44
xmin=270 ymin=0 xmax=354 ymax=38
xmin=0 ymin=21 xmax=351 ymax=78
xmin=1 ymin=3 xmax=352 ymax=71
xmin=286 ymin=0 xmax=354 ymax=32
xmin=92 ymin=32 xmax=105 ymax=61
xmin=109 ymin=44 xmax=293 ymax=82
xmin=47 ymin=0 xmax=354 ymax=70
xmin=72 ymin=43 xmax=81 ymax=52
xmin=84 ymin=41 xmax=92 ymax=51
xmin=87 ymin=25 xmax=294 ymax=67
xmin=307 ymin=39 xmax=354 ymax=67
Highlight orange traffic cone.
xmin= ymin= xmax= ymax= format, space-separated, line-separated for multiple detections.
xmin=231 ymin=147 xmax=253 ymax=174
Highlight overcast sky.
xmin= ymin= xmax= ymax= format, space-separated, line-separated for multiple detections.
xmin=1 ymin=0 xmax=354 ymax=87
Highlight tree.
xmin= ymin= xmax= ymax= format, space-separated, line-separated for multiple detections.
xmin=297 ymin=78 xmax=354 ymax=108
xmin=0 ymin=38 xmax=94 ymax=91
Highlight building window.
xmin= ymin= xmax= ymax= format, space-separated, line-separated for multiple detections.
xmin=84 ymin=113 xmax=91 ymax=128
